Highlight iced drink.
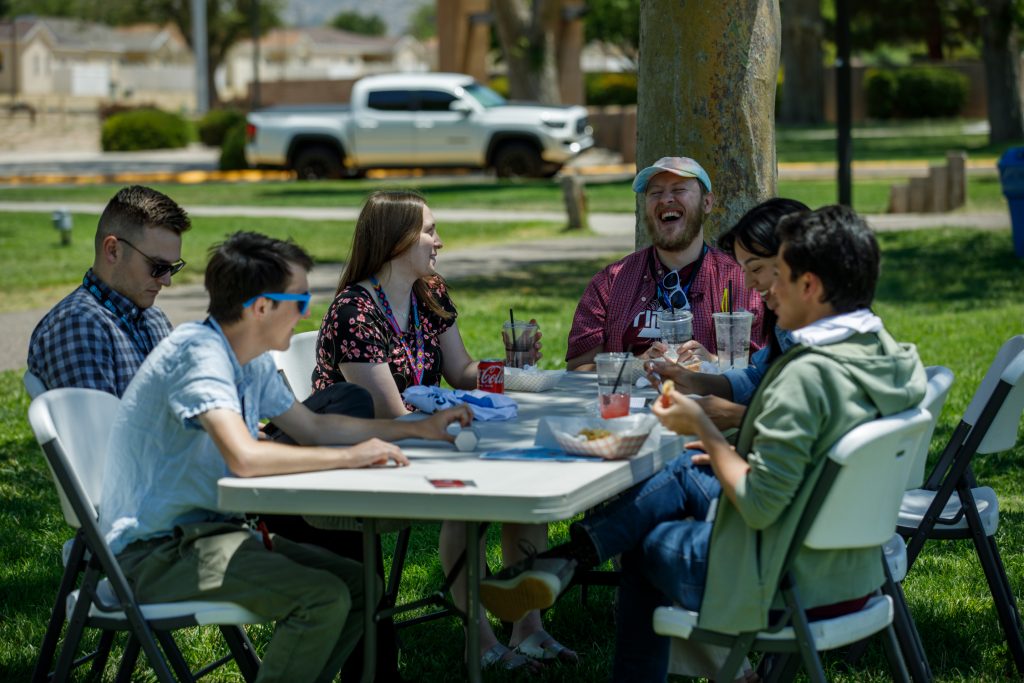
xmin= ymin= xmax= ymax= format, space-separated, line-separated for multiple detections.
xmin=657 ymin=309 xmax=693 ymax=362
xmin=713 ymin=311 xmax=754 ymax=371
xmin=595 ymin=352 xmax=634 ymax=418
xmin=502 ymin=321 xmax=539 ymax=368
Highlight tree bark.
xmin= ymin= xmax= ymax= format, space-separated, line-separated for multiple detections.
xmin=492 ymin=0 xmax=562 ymax=103
xmin=979 ymin=0 xmax=1024 ymax=143
xmin=636 ymin=0 xmax=781 ymax=244
xmin=779 ymin=0 xmax=823 ymax=124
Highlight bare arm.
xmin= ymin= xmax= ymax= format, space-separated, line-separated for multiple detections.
xmin=650 ymin=390 xmax=749 ymax=508
xmin=439 ymin=322 xmax=479 ymax=390
xmin=645 ymin=360 xmax=734 ymax=399
xmin=336 ymin=362 xmax=411 ymax=418
xmin=270 ymin=400 xmax=473 ymax=447
xmin=199 ymin=408 xmax=411 ymax=477
xmin=567 ymin=344 xmax=601 ymax=372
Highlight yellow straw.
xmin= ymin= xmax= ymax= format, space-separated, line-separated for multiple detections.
xmin=720 ymin=287 xmax=729 ymax=313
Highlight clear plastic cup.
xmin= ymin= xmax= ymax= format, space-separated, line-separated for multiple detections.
xmin=713 ymin=311 xmax=754 ymax=371
xmin=502 ymin=321 xmax=538 ymax=369
xmin=595 ymin=352 xmax=633 ymax=418
xmin=657 ymin=309 xmax=694 ymax=362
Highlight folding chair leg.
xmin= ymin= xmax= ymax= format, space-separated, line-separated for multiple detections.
xmin=715 ymin=635 xmax=756 ymax=682
xmin=881 ymin=624 xmax=912 ymax=683
xmin=90 ymin=629 xmax=118 ymax=677
xmin=973 ymin=531 xmax=1024 ymax=675
xmin=115 ymin=635 xmax=140 ymax=683
xmin=32 ymin=533 xmax=89 ymax=683
xmin=761 ymin=652 xmax=802 ymax=683
xmin=155 ymin=629 xmax=195 ymax=682
xmin=220 ymin=625 xmax=261 ymax=682
xmin=52 ymin=570 xmax=102 ymax=682
xmin=887 ymin=580 xmax=933 ymax=683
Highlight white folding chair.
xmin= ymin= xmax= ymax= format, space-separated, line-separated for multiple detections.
xmin=23 ymin=369 xmax=46 ymax=399
xmin=28 ymin=388 xmax=266 ymax=683
xmin=898 ymin=336 xmax=1024 ymax=675
xmin=653 ymin=407 xmax=932 ymax=683
xmin=270 ymin=330 xmax=318 ymax=401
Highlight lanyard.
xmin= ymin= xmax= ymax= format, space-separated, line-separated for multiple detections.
xmin=83 ymin=274 xmax=150 ymax=355
xmin=370 ymin=276 xmax=425 ymax=387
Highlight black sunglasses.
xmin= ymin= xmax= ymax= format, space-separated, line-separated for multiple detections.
xmin=117 ymin=237 xmax=186 ymax=279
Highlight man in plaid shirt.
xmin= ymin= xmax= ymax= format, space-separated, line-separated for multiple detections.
xmin=27 ymin=185 xmax=191 ymax=396
xmin=566 ymin=157 xmax=765 ymax=370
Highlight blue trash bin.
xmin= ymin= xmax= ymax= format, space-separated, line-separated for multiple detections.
xmin=997 ymin=146 xmax=1024 ymax=258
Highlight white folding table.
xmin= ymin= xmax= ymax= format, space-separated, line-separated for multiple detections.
xmin=217 ymin=372 xmax=683 ymax=682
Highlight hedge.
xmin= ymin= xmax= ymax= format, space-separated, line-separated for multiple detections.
xmin=198 ymin=109 xmax=247 ymax=147
xmin=100 ymin=109 xmax=191 ymax=151
xmin=864 ymin=67 xmax=968 ymax=119
xmin=219 ymin=122 xmax=249 ymax=171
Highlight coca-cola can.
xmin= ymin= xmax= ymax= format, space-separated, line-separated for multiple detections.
xmin=477 ymin=359 xmax=505 ymax=394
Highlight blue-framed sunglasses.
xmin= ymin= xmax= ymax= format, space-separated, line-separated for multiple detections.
xmin=242 ymin=291 xmax=312 ymax=315
xmin=658 ymin=270 xmax=691 ymax=311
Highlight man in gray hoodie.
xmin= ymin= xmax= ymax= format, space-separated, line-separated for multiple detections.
xmin=480 ymin=205 xmax=926 ymax=681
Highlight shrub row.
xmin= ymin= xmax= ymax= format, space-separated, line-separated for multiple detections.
xmin=864 ymin=67 xmax=968 ymax=119
xmin=489 ymin=72 xmax=638 ymax=106
xmin=100 ymin=108 xmax=191 ymax=151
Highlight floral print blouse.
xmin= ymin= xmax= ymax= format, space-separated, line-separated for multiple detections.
xmin=313 ymin=279 xmax=457 ymax=408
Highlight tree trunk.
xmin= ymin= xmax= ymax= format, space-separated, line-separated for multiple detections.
xmin=492 ymin=0 xmax=562 ymax=103
xmin=779 ymin=0 xmax=823 ymax=124
xmin=979 ymin=0 xmax=1024 ymax=143
xmin=636 ymin=0 xmax=781 ymax=244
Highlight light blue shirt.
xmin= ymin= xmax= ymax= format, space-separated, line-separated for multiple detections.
xmin=100 ymin=317 xmax=295 ymax=555
xmin=723 ymin=327 xmax=796 ymax=405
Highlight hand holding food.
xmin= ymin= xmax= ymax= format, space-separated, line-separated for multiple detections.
xmin=660 ymin=379 xmax=675 ymax=408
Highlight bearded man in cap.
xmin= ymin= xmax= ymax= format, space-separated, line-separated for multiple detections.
xmin=566 ymin=156 xmax=765 ymax=370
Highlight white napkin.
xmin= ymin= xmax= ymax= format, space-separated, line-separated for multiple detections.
xmin=402 ymin=385 xmax=518 ymax=421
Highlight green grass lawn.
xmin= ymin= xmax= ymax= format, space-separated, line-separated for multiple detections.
xmin=0 ymin=172 xmax=1010 ymax=225
xmin=0 ymin=212 xmax=568 ymax=313
xmin=1 ymin=227 xmax=1023 ymax=681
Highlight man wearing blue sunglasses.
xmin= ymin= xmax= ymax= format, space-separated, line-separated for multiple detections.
xmin=566 ymin=156 xmax=766 ymax=370
xmin=101 ymin=231 xmax=472 ymax=683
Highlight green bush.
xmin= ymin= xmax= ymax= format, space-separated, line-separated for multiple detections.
xmin=896 ymin=67 xmax=968 ymax=118
xmin=863 ymin=67 xmax=968 ymax=120
xmin=100 ymin=108 xmax=191 ymax=151
xmin=585 ymin=72 xmax=637 ymax=106
xmin=197 ymin=108 xmax=247 ymax=147
xmin=864 ymin=69 xmax=899 ymax=119
xmin=219 ymin=122 xmax=249 ymax=171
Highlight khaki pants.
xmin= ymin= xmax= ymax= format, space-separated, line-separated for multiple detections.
xmin=118 ymin=521 xmax=375 ymax=683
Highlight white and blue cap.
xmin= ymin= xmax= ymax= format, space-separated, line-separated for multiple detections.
xmin=632 ymin=156 xmax=712 ymax=194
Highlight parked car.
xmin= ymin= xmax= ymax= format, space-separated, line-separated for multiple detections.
xmin=245 ymin=72 xmax=594 ymax=179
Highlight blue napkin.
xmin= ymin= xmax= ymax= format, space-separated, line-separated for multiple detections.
xmin=402 ymin=385 xmax=518 ymax=421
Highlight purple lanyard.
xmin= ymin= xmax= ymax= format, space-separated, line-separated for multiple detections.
xmin=370 ymin=276 xmax=425 ymax=386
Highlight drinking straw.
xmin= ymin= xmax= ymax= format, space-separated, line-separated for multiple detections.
xmin=720 ymin=288 xmax=728 ymax=313
xmin=509 ymin=308 xmax=515 ymax=330
xmin=728 ymin=279 xmax=734 ymax=314
xmin=610 ymin=355 xmax=629 ymax=395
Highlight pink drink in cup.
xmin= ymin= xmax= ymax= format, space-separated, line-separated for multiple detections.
xmin=595 ymin=352 xmax=633 ymax=419
xmin=599 ymin=392 xmax=630 ymax=418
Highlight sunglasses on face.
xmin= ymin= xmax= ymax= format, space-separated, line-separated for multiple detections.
xmin=117 ymin=237 xmax=186 ymax=279
xmin=242 ymin=291 xmax=312 ymax=316
xmin=659 ymin=269 xmax=691 ymax=311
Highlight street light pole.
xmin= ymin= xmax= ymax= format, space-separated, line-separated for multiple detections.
xmin=191 ymin=0 xmax=209 ymax=113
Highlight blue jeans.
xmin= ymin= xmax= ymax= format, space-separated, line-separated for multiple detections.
xmin=578 ymin=450 xmax=721 ymax=683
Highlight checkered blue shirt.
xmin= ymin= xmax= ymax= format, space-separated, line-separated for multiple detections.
xmin=27 ymin=269 xmax=173 ymax=397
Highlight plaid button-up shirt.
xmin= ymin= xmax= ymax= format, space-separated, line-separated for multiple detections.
xmin=566 ymin=245 xmax=766 ymax=361
xmin=27 ymin=269 xmax=172 ymax=396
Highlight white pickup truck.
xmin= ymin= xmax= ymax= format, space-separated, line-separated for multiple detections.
xmin=244 ymin=72 xmax=594 ymax=179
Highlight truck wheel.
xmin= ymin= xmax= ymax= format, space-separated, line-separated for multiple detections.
xmin=293 ymin=145 xmax=343 ymax=180
xmin=494 ymin=142 xmax=543 ymax=178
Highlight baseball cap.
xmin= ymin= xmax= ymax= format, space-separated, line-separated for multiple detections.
xmin=632 ymin=156 xmax=712 ymax=194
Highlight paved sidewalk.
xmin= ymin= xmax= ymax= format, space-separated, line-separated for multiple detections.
xmin=1 ymin=203 xmax=1010 ymax=373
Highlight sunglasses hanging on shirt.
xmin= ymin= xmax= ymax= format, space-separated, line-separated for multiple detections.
xmin=651 ymin=245 xmax=707 ymax=312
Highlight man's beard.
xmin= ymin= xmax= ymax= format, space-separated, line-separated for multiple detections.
xmin=647 ymin=208 xmax=704 ymax=251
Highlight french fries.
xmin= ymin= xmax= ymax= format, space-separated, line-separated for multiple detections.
xmin=660 ymin=379 xmax=675 ymax=407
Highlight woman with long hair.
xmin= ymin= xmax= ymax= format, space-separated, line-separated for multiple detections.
xmin=313 ymin=190 xmax=574 ymax=671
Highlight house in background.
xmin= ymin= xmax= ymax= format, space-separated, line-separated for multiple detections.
xmin=0 ymin=16 xmax=194 ymax=110
xmin=221 ymin=26 xmax=431 ymax=102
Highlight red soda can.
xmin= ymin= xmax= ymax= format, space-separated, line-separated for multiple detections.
xmin=477 ymin=359 xmax=505 ymax=394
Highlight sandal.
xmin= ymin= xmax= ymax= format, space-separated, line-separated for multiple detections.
xmin=513 ymin=630 xmax=580 ymax=664
xmin=479 ymin=642 xmax=543 ymax=672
